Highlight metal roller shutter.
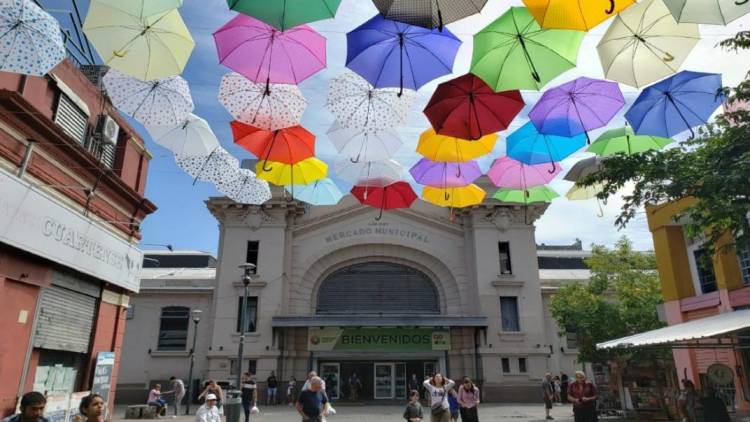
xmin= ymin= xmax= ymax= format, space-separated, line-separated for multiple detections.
xmin=33 ymin=286 xmax=97 ymax=353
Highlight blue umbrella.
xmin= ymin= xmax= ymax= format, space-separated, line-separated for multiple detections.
xmin=285 ymin=178 xmax=343 ymax=206
xmin=625 ymin=71 xmax=725 ymax=138
xmin=507 ymin=122 xmax=587 ymax=173
xmin=346 ymin=14 xmax=461 ymax=95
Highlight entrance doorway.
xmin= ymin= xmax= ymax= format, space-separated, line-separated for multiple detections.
xmin=319 ymin=363 xmax=340 ymax=400
xmin=319 ymin=360 xmax=438 ymax=401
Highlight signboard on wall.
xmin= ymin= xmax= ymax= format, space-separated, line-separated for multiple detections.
xmin=92 ymin=352 xmax=115 ymax=406
xmin=67 ymin=391 xmax=90 ymax=422
xmin=45 ymin=394 xmax=68 ymax=422
xmin=308 ymin=328 xmax=450 ymax=352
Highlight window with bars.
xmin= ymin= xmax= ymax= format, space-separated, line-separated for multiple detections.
xmin=739 ymin=248 xmax=750 ymax=285
xmin=518 ymin=358 xmax=528 ymax=373
xmin=498 ymin=242 xmax=512 ymax=275
xmin=157 ymin=307 xmax=190 ymax=351
xmin=693 ymin=248 xmax=717 ymax=294
xmin=54 ymin=93 xmax=88 ymax=145
xmin=85 ymin=136 xmax=116 ymax=168
xmin=246 ymin=241 xmax=259 ymax=274
xmin=236 ymin=296 xmax=258 ymax=333
xmin=500 ymin=296 xmax=520 ymax=332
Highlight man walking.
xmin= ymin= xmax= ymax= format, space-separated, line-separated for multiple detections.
xmin=296 ymin=377 xmax=328 ymax=422
xmin=267 ymin=371 xmax=278 ymax=405
xmin=542 ymin=373 xmax=555 ymax=420
xmin=2 ymin=392 xmax=48 ymax=422
xmin=407 ymin=374 xmax=420 ymax=398
xmin=169 ymin=377 xmax=186 ymax=416
xmin=568 ymin=371 xmax=598 ymax=422
xmin=348 ymin=373 xmax=362 ymax=401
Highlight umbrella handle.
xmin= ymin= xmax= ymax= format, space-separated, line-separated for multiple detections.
xmin=596 ymin=198 xmax=605 ymax=218
xmin=437 ymin=8 xmax=444 ymax=32
xmin=605 ymin=0 xmax=615 ymax=14
xmin=662 ymin=53 xmax=674 ymax=62
xmin=375 ymin=202 xmax=385 ymax=221
xmin=398 ymin=34 xmax=405 ymax=97
xmin=262 ymin=160 xmax=274 ymax=172
xmin=737 ymin=0 xmax=747 ymax=4
xmin=548 ymin=161 xmax=557 ymax=174
xmin=350 ymin=156 xmax=360 ymax=164
xmin=524 ymin=205 xmax=530 ymax=226
xmin=444 ymin=191 xmax=450 ymax=201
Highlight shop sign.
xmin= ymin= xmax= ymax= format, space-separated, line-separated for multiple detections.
xmin=324 ymin=222 xmax=431 ymax=244
xmin=0 ymin=170 xmax=143 ymax=292
xmin=92 ymin=352 xmax=115 ymax=406
xmin=45 ymin=394 xmax=68 ymax=422
xmin=308 ymin=328 xmax=450 ymax=352
xmin=67 ymin=391 xmax=90 ymax=422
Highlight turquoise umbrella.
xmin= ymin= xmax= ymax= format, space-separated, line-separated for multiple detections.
xmin=285 ymin=178 xmax=343 ymax=206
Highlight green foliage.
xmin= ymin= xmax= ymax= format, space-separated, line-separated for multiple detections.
xmin=549 ymin=237 xmax=663 ymax=363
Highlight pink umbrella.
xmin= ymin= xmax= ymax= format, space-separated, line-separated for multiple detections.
xmin=213 ymin=14 xmax=327 ymax=85
xmin=487 ymin=156 xmax=561 ymax=189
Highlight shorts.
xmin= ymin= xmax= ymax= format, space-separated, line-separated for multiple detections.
xmin=268 ymin=388 xmax=278 ymax=395
xmin=544 ymin=397 xmax=553 ymax=409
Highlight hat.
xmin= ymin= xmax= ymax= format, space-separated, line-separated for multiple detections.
xmin=206 ymin=394 xmax=217 ymax=401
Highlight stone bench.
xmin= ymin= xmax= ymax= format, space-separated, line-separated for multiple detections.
xmin=124 ymin=404 xmax=167 ymax=419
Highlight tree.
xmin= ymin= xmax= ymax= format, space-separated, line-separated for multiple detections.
xmin=579 ymin=31 xmax=750 ymax=254
xmin=549 ymin=237 xmax=662 ymax=364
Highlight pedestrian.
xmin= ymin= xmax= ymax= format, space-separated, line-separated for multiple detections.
xmin=348 ymin=373 xmax=362 ymax=401
xmin=560 ymin=373 xmax=569 ymax=404
xmin=169 ymin=377 xmax=186 ymax=416
xmin=76 ymin=394 xmax=105 ymax=422
xmin=542 ymin=373 xmax=555 ymax=420
xmin=567 ymin=371 xmax=598 ymax=422
xmin=194 ymin=394 xmax=220 ymax=422
xmin=403 ymin=390 xmax=423 ymax=422
xmin=677 ymin=380 xmax=698 ymax=422
xmin=241 ymin=372 xmax=258 ymax=422
xmin=287 ymin=377 xmax=297 ymax=407
xmin=700 ymin=386 xmax=730 ymax=422
xmin=267 ymin=371 xmax=278 ymax=405
xmin=198 ymin=380 xmax=224 ymax=415
xmin=147 ymin=384 xmax=168 ymax=417
xmin=422 ymin=373 xmax=455 ymax=422
xmin=408 ymin=374 xmax=421 ymax=398
xmin=457 ymin=377 xmax=480 ymax=422
xmin=2 ymin=392 xmax=48 ymax=422
xmin=553 ymin=376 xmax=562 ymax=403
xmin=296 ymin=376 xmax=328 ymax=422
xmin=302 ymin=372 xmax=325 ymax=392
xmin=447 ymin=389 xmax=459 ymax=422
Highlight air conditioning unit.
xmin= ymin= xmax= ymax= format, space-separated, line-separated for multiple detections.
xmin=96 ymin=114 xmax=120 ymax=145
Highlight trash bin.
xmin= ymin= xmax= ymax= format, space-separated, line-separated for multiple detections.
xmin=223 ymin=390 xmax=242 ymax=422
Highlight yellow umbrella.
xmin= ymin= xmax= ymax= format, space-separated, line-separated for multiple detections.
xmin=524 ymin=0 xmax=635 ymax=31
xmin=422 ymin=184 xmax=486 ymax=208
xmin=417 ymin=129 xmax=497 ymax=162
xmin=566 ymin=182 xmax=607 ymax=217
xmin=83 ymin=1 xmax=195 ymax=81
xmin=256 ymin=157 xmax=328 ymax=186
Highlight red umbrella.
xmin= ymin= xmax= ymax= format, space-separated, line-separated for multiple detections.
xmin=351 ymin=181 xmax=417 ymax=220
xmin=231 ymin=121 xmax=316 ymax=170
xmin=423 ymin=73 xmax=525 ymax=140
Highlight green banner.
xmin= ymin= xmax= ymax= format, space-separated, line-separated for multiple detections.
xmin=308 ymin=328 xmax=450 ymax=352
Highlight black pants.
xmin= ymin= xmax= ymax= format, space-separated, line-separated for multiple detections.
xmin=242 ymin=398 xmax=251 ymax=421
xmin=573 ymin=406 xmax=598 ymax=422
xmin=460 ymin=406 xmax=479 ymax=422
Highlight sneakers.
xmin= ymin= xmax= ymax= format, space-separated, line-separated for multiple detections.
xmin=546 ymin=416 xmax=554 ymax=420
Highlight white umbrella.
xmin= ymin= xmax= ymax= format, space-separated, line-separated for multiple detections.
xmin=0 ymin=0 xmax=65 ymax=76
xmin=146 ymin=114 xmax=219 ymax=156
xmin=662 ymin=0 xmax=750 ymax=25
xmin=326 ymin=71 xmax=415 ymax=130
xmin=219 ymin=167 xmax=272 ymax=205
xmin=218 ymin=72 xmax=306 ymax=131
xmin=335 ymin=159 xmax=403 ymax=187
xmin=174 ymin=146 xmax=239 ymax=185
xmin=103 ymin=68 xmax=193 ymax=127
xmin=327 ymin=121 xmax=403 ymax=162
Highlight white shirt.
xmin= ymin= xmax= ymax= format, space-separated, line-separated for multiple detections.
xmin=195 ymin=405 xmax=220 ymax=422
xmin=423 ymin=379 xmax=455 ymax=410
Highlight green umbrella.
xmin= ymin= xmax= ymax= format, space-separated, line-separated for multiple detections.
xmin=492 ymin=185 xmax=559 ymax=204
xmin=471 ymin=7 xmax=584 ymax=92
xmin=588 ymin=126 xmax=673 ymax=156
xmin=227 ymin=0 xmax=342 ymax=31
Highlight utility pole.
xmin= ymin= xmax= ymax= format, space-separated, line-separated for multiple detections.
xmin=185 ymin=309 xmax=202 ymax=415
xmin=237 ymin=263 xmax=256 ymax=389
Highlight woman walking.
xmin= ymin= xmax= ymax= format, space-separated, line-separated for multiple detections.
xmin=422 ymin=373 xmax=455 ymax=422
xmin=457 ymin=377 xmax=480 ymax=422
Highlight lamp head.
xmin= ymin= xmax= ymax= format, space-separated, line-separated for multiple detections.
xmin=191 ymin=309 xmax=202 ymax=323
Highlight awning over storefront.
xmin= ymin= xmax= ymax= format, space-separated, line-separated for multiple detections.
xmin=272 ymin=315 xmax=487 ymax=327
xmin=597 ymin=309 xmax=750 ymax=350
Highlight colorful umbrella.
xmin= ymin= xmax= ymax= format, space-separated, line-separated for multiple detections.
xmin=214 ymin=14 xmax=326 ymax=85
xmin=231 ymin=122 xmax=315 ymax=169
xmin=662 ymin=0 xmax=750 ymax=25
xmin=175 ymin=146 xmax=239 ymax=185
xmin=423 ymin=74 xmax=524 ymax=140
xmin=335 ymin=159 xmax=403 ymax=187
xmin=147 ymin=114 xmax=219 ymax=156
xmin=218 ymin=72 xmax=306 ymax=131
xmin=83 ymin=2 xmax=194 ymax=81
xmin=506 ymin=122 xmax=586 ymax=171
xmin=327 ymin=122 xmax=402 ymax=162
xmin=563 ymin=156 xmax=605 ymax=182
xmin=351 ymin=181 xmax=418 ymax=220
xmin=566 ymin=182 xmax=607 ymax=217
xmin=625 ymin=71 xmax=725 ymax=138
xmin=597 ymin=0 xmax=700 ymax=89
xmin=219 ymin=167 xmax=272 ymax=205
xmin=256 ymin=157 xmax=328 ymax=186
xmin=95 ymin=0 xmax=183 ymax=17
xmin=528 ymin=77 xmax=625 ymax=143
xmin=346 ymin=14 xmax=461 ymax=94
xmin=588 ymin=126 xmax=673 ymax=156
xmin=487 ymin=157 xmax=561 ymax=189
xmin=372 ymin=0 xmax=488 ymax=30
xmin=524 ymin=0 xmax=635 ymax=31
xmin=417 ymin=129 xmax=498 ymax=162
xmin=228 ymin=0 xmax=342 ymax=31
xmin=103 ymin=68 xmax=193 ymax=127
xmin=285 ymin=178 xmax=343 ymax=206
xmin=422 ymin=184 xmax=486 ymax=208
xmin=409 ymin=158 xmax=482 ymax=188
xmin=493 ymin=185 xmax=559 ymax=204
xmin=471 ymin=7 xmax=584 ymax=92
xmin=0 ymin=0 xmax=65 ymax=76
xmin=326 ymin=71 xmax=415 ymax=131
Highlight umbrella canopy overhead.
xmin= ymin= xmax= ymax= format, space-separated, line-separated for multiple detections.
xmin=507 ymin=122 xmax=586 ymax=167
xmin=471 ymin=7 xmax=584 ymax=92
xmin=524 ymin=0 xmax=635 ymax=31
xmin=219 ymin=167 xmax=272 ymax=205
xmin=409 ymin=158 xmax=482 ymax=188
xmin=588 ymin=126 xmax=673 ymax=156
xmin=147 ymin=114 xmax=219 ymax=156
xmin=326 ymin=71 xmax=415 ymax=131
xmin=94 ymin=0 xmax=183 ymax=18
xmin=103 ymin=68 xmax=193 ymax=127
xmin=327 ymin=121 xmax=403 ymax=162
xmin=625 ymin=71 xmax=725 ymax=138
xmin=285 ymin=178 xmax=344 ymax=206
xmin=493 ymin=185 xmax=559 ymax=204
xmin=256 ymin=157 xmax=328 ymax=186
xmin=218 ymin=72 xmax=306 ymax=131
xmin=566 ymin=183 xmax=605 ymax=201
xmin=417 ymin=129 xmax=498 ymax=162
xmin=564 ymin=156 xmax=606 ymax=182
xmin=351 ymin=181 xmax=418 ymax=219
xmin=175 ymin=146 xmax=240 ymax=185
xmin=424 ymin=74 xmax=524 ymax=140
xmin=0 ymin=0 xmax=65 ymax=76
xmin=487 ymin=157 xmax=561 ymax=189
xmin=335 ymin=159 xmax=403 ymax=187
xmin=83 ymin=1 xmax=194 ymax=81
xmin=422 ymin=184 xmax=486 ymax=208
xmin=597 ymin=0 xmax=700 ymax=88
xmin=662 ymin=0 xmax=750 ymax=25
xmin=228 ymin=0 xmax=342 ymax=31
xmin=232 ymin=122 xmax=316 ymax=167
xmin=372 ymin=0 xmax=488 ymax=30
xmin=214 ymin=14 xmax=326 ymax=85
xmin=346 ymin=14 xmax=461 ymax=94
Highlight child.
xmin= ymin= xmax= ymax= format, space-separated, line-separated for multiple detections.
xmin=447 ymin=389 xmax=459 ymax=422
xmin=553 ymin=376 xmax=562 ymax=404
xmin=403 ymin=390 xmax=423 ymax=422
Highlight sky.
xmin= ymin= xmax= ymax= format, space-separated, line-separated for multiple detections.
xmin=48 ymin=0 xmax=749 ymax=254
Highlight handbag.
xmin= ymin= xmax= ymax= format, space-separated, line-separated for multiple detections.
xmin=431 ymin=404 xmax=447 ymax=417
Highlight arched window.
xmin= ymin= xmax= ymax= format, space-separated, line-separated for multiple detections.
xmin=158 ymin=306 xmax=190 ymax=351
xmin=317 ymin=262 xmax=439 ymax=315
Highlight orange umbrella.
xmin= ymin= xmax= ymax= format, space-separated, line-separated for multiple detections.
xmin=232 ymin=121 xmax=316 ymax=170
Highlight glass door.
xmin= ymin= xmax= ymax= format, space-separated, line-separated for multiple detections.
xmin=424 ymin=362 xmax=437 ymax=378
xmin=395 ymin=363 xmax=407 ymax=399
xmin=319 ymin=363 xmax=340 ymax=400
xmin=374 ymin=363 xmax=395 ymax=399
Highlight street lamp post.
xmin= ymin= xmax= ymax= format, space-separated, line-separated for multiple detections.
xmin=237 ymin=263 xmax=256 ymax=389
xmin=185 ymin=309 xmax=202 ymax=415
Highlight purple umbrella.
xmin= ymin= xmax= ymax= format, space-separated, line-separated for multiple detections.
xmin=528 ymin=77 xmax=625 ymax=143
xmin=409 ymin=158 xmax=482 ymax=189
xmin=214 ymin=14 xmax=327 ymax=86
xmin=487 ymin=156 xmax=560 ymax=189
xmin=346 ymin=14 xmax=461 ymax=95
